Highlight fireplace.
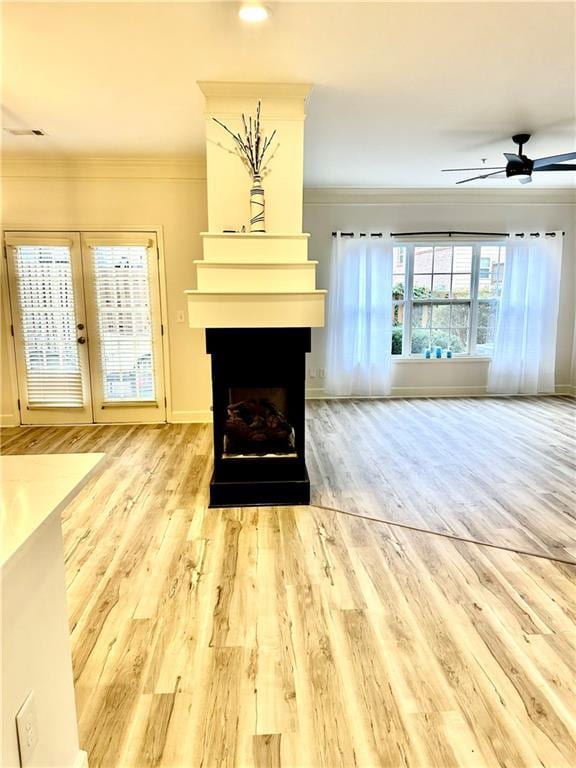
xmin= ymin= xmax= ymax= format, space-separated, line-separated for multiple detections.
xmin=186 ymin=83 xmax=325 ymax=506
xmin=206 ymin=328 xmax=310 ymax=507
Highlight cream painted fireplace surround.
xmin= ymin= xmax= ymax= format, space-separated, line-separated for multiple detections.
xmin=185 ymin=82 xmax=325 ymax=328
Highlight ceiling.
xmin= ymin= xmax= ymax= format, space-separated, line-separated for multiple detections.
xmin=2 ymin=1 xmax=575 ymax=187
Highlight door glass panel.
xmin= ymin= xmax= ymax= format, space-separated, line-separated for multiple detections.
xmin=13 ymin=244 xmax=83 ymax=407
xmin=91 ymin=244 xmax=155 ymax=402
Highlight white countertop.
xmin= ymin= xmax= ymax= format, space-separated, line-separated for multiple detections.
xmin=1 ymin=453 xmax=105 ymax=567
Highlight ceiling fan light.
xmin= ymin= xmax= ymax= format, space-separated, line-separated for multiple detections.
xmin=239 ymin=4 xmax=269 ymax=22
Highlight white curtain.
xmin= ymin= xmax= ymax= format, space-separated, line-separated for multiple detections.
xmin=326 ymin=234 xmax=393 ymax=396
xmin=488 ymin=232 xmax=562 ymax=394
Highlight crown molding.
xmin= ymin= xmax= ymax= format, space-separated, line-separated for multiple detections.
xmin=303 ymin=186 xmax=576 ymax=206
xmin=197 ymin=81 xmax=312 ymax=101
xmin=198 ymin=82 xmax=312 ymax=120
xmin=1 ymin=155 xmax=207 ymax=180
xmin=2 ymin=161 xmax=574 ymax=203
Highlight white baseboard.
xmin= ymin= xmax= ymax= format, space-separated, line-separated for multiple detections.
xmin=306 ymin=385 xmax=487 ymax=399
xmin=391 ymin=385 xmax=488 ymax=398
xmin=306 ymin=385 xmax=574 ymax=399
xmin=74 ymin=750 xmax=89 ymax=768
xmin=0 ymin=412 xmax=19 ymax=427
xmin=170 ymin=409 xmax=213 ymax=423
xmin=306 ymin=387 xmax=326 ymax=398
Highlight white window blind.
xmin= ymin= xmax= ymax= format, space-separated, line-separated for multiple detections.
xmin=91 ymin=244 xmax=156 ymax=402
xmin=13 ymin=244 xmax=84 ymax=407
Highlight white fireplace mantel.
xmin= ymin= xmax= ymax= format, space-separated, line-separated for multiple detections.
xmin=186 ymin=82 xmax=325 ymax=331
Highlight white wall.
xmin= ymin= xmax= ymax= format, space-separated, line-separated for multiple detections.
xmin=303 ymin=188 xmax=576 ymax=397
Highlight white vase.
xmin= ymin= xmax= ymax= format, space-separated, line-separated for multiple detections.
xmin=249 ymin=174 xmax=265 ymax=233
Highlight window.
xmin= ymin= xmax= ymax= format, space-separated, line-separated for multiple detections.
xmin=391 ymin=243 xmax=506 ymax=356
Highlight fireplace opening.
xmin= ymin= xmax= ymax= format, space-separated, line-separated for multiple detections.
xmin=224 ymin=387 xmax=296 ymax=458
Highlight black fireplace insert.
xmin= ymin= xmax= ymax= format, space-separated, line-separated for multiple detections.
xmin=206 ymin=327 xmax=311 ymax=507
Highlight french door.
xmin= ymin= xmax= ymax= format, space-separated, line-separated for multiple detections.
xmin=5 ymin=231 xmax=166 ymax=425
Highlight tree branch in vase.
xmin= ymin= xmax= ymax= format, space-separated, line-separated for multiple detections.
xmin=213 ymin=101 xmax=277 ymax=232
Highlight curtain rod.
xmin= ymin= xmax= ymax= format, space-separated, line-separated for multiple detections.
xmin=331 ymin=231 xmax=565 ymax=238
xmin=331 ymin=232 xmax=383 ymax=238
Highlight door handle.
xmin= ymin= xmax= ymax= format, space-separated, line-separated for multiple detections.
xmin=77 ymin=336 xmax=86 ymax=344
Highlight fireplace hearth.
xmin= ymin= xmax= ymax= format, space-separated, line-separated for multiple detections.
xmin=206 ymin=328 xmax=311 ymax=507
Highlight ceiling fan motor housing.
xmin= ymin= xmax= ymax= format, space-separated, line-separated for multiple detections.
xmin=506 ymin=156 xmax=533 ymax=178
xmin=442 ymin=130 xmax=576 ymax=184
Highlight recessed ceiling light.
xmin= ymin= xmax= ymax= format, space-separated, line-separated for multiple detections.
xmin=239 ymin=4 xmax=269 ymax=23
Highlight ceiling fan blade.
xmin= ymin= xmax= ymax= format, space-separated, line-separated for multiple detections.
xmin=504 ymin=152 xmax=522 ymax=163
xmin=519 ymin=176 xmax=532 ymax=185
xmin=533 ymin=163 xmax=576 ymax=171
xmin=442 ymin=167 xmax=505 ymax=172
xmin=533 ymin=151 xmax=576 ymax=168
xmin=456 ymin=171 xmax=507 ymax=185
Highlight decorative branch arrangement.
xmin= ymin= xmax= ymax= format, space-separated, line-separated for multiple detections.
xmin=213 ymin=101 xmax=277 ymax=178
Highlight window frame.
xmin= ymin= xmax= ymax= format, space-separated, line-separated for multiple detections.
xmin=394 ymin=242 xmax=505 ymax=358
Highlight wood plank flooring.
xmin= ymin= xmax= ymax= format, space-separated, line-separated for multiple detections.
xmin=307 ymin=397 xmax=576 ymax=563
xmin=1 ymin=397 xmax=576 ymax=767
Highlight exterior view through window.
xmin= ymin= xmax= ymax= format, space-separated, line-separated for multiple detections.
xmin=91 ymin=244 xmax=155 ymax=402
xmin=392 ymin=244 xmax=506 ymax=356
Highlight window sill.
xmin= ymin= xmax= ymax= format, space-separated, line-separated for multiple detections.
xmin=392 ymin=355 xmax=491 ymax=364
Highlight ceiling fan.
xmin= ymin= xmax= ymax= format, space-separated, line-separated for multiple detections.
xmin=442 ymin=134 xmax=576 ymax=184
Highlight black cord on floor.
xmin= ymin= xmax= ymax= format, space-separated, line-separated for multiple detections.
xmin=312 ymin=503 xmax=576 ymax=566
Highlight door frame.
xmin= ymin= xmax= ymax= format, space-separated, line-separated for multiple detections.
xmin=1 ymin=225 xmax=173 ymax=425
xmin=1 ymin=248 xmax=22 ymax=427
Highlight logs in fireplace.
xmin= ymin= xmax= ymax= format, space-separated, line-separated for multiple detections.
xmin=224 ymin=393 xmax=295 ymax=456
xmin=206 ymin=328 xmax=310 ymax=507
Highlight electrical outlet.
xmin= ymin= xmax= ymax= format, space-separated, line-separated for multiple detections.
xmin=308 ymin=367 xmax=317 ymax=379
xmin=176 ymin=310 xmax=185 ymax=323
xmin=16 ymin=692 xmax=38 ymax=766
xmin=318 ymin=368 xmax=326 ymax=379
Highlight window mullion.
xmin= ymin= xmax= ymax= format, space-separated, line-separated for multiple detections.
xmin=404 ymin=245 xmax=414 ymax=356
xmin=469 ymin=244 xmax=480 ymax=355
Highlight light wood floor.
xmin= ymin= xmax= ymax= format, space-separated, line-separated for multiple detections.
xmin=1 ymin=398 xmax=576 ymax=767
xmin=307 ymin=397 xmax=576 ymax=563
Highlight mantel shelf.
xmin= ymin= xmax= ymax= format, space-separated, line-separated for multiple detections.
xmin=186 ymin=290 xmax=326 ymax=328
